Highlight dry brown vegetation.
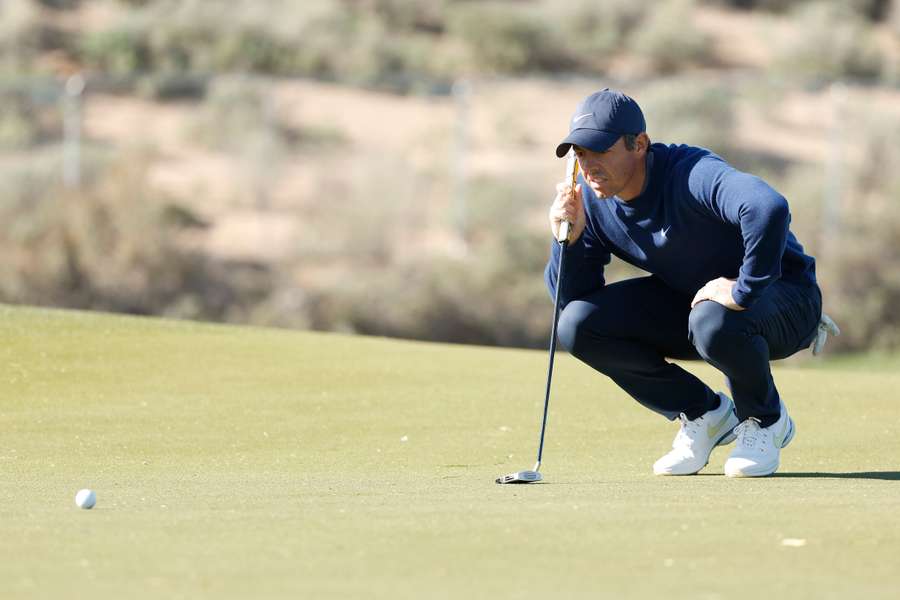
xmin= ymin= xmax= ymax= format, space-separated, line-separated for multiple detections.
xmin=3 ymin=0 xmax=900 ymax=352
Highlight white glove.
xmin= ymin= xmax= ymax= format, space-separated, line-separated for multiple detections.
xmin=812 ymin=313 xmax=840 ymax=356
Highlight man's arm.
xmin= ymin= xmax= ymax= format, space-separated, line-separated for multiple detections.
xmin=545 ymin=176 xmax=611 ymax=305
xmin=544 ymin=233 xmax=611 ymax=305
xmin=688 ymin=157 xmax=790 ymax=309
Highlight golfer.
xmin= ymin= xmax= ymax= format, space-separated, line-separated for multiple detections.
xmin=548 ymin=89 xmax=824 ymax=477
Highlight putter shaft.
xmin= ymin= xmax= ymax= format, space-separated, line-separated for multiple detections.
xmin=535 ymin=234 xmax=568 ymax=470
xmin=497 ymin=153 xmax=577 ymax=485
xmin=534 ymin=153 xmax=578 ymax=471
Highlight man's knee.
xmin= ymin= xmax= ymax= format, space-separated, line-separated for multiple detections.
xmin=558 ymin=302 xmax=627 ymax=370
xmin=688 ymin=301 xmax=745 ymax=360
xmin=557 ymin=302 xmax=591 ymax=356
xmin=558 ymin=301 xmax=616 ymax=357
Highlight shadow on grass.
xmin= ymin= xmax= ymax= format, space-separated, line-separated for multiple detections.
xmin=773 ymin=471 xmax=900 ymax=481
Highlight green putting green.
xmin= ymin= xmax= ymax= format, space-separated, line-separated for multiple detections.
xmin=2 ymin=304 xmax=899 ymax=599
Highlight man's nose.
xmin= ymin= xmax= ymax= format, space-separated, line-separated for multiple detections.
xmin=581 ymin=158 xmax=601 ymax=173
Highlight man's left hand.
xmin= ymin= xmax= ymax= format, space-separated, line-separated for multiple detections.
xmin=691 ymin=277 xmax=746 ymax=311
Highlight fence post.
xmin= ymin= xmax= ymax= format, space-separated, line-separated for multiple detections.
xmin=452 ymin=78 xmax=471 ymax=248
xmin=823 ymin=82 xmax=846 ymax=257
xmin=63 ymin=73 xmax=85 ymax=189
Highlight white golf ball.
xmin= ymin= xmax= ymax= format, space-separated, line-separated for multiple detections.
xmin=75 ymin=489 xmax=96 ymax=510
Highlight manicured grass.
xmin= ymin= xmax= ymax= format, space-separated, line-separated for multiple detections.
xmin=811 ymin=350 xmax=900 ymax=373
xmin=2 ymin=304 xmax=899 ymax=599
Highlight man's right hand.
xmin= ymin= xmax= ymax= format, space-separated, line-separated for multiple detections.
xmin=549 ymin=180 xmax=587 ymax=242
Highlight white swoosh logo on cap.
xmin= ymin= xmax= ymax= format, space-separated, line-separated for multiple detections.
xmin=573 ymin=113 xmax=593 ymax=123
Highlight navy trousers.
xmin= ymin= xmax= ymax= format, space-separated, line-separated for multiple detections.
xmin=556 ymin=276 xmax=822 ymax=427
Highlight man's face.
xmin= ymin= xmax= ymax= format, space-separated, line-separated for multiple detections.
xmin=574 ymin=136 xmax=645 ymax=199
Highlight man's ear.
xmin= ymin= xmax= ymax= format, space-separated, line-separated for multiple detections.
xmin=635 ymin=132 xmax=650 ymax=154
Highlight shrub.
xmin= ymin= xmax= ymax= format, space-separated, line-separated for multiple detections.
xmin=701 ymin=0 xmax=808 ymax=13
xmin=561 ymin=0 xmax=650 ymax=71
xmin=80 ymin=25 xmax=151 ymax=76
xmin=69 ymin=0 xmax=748 ymax=87
xmin=80 ymin=1 xmax=348 ymax=77
xmin=337 ymin=231 xmax=554 ymax=348
xmin=36 ymin=0 xmax=80 ymax=10
xmin=700 ymin=0 xmax=888 ymax=17
xmin=891 ymin=0 xmax=900 ymax=36
xmin=773 ymin=2 xmax=884 ymax=83
xmin=0 ymin=154 xmax=274 ymax=322
xmin=332 ymin=19 xmax=445 ymax=92
xmin=186 ymin=75 xmax=346 ymax=155
xmin=0 ymin=86 xmax=63 ymax=150
xmin=0 ymin=92 xmax=41 ymax=149
xmin=359 ymin=0 xmax=450 ymax=34
xmin=134 ymin=72 xmax=209 ymax=100
xmin=821 ymin=204 xmax=900 ymax=351
xmin=447 ymin=2 xmax=576 ymax=74
xmin=0 ymin=0 xmax=43 ymax=69
xmin=77 ymin=0 xmax=455 ymax=92
xmin=628 ymin=0 xmax=714 ymax=74
xmin=637 ymin=79 xmax=735 ymax=154
xmin=810 ymin=113 xmax=900 ymax=352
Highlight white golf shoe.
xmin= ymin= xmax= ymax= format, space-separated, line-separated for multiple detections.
xmin=724 ymin=403 xmax=795 ymax=478
xmin=653 ymin=393 xmax=739 ymax=476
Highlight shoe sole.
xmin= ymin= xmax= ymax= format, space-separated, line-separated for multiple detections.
xmin=654 ymin=423 xmax=739 ymax=476
xmin=725 ymin=418 xmax=795 ymax=478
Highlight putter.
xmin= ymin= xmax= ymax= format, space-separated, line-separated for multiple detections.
xmin=496 ymin=151 xmax=578 ymax=484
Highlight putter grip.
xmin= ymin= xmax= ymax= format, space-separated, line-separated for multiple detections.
xmin=558 ymin=220 xmax=570 ymax=243
xmin=559 ymin=151 xmax=578 ymax=244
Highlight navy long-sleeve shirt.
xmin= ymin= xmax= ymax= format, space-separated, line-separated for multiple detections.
xmin=544 ymin=143 xmax=816 ymax=308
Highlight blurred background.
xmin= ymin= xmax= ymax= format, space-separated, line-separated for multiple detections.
xmin=2 ymin=0 xmax=899 ymax=354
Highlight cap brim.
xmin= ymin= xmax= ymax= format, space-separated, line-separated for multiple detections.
xmin=555 ymin=129 xmax=620 ymax=157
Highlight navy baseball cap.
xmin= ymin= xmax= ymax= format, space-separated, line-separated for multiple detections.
xmin=555 ymin=89 xmax=646 ymax=157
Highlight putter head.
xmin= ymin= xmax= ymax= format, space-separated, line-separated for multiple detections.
xmin=495 ymin=470 xmax=542 ymax=484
